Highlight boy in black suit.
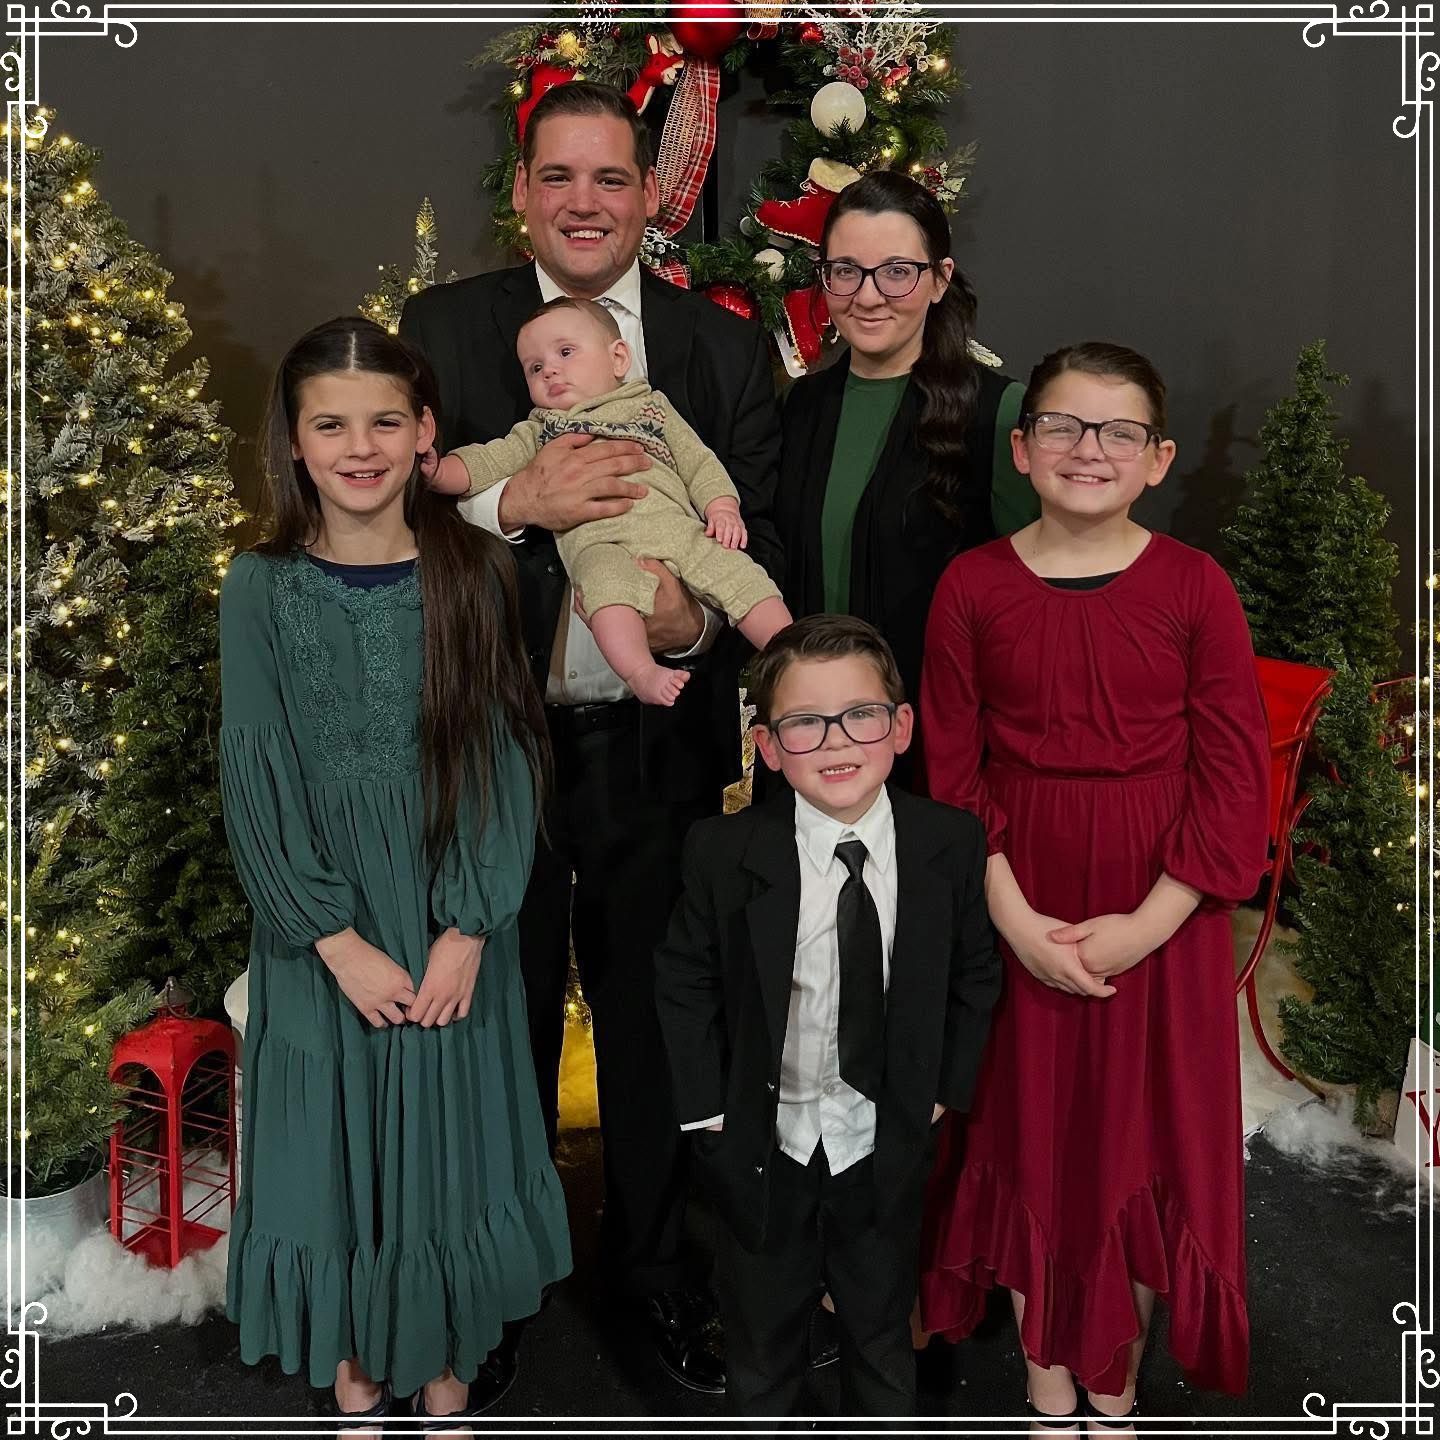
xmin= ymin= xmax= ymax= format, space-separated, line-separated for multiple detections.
xmin=655 ymin=614 xmax=1002 ymax=1416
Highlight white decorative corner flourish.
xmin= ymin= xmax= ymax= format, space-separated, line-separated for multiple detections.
xmin=1300 ymin=2 xmax=1438 ymax=137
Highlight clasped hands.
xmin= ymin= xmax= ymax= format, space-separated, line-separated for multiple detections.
xmin=1008 ymin=908 xmax=1162 ymax=999
xmin=316 ymin=926 xmax=484 ymax=1030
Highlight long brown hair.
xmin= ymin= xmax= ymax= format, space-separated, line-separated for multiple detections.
xmin=255 ymin=315 xmax=548 ymax=863
xmin=820 ymin=171 xmax=983 ymax=531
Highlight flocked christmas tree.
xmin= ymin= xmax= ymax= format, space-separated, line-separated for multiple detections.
xmin=1225 ymin=340 xmax=1413 ymax=1123
xmin=7 ymin=97 xmax=247 ymax=1190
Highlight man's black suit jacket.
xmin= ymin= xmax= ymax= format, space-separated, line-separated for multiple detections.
xmin=654 ymin=787 xmax=1002 ymax=1253
xmin=400 ymin=265 xmax=783 ymax=804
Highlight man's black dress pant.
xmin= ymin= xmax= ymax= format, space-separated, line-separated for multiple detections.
xmin=518 ymin=699 xmax=712 ymax=1297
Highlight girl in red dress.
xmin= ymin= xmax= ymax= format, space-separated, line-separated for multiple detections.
xmin=917 ymin=343 xmax=1269 ymax=1431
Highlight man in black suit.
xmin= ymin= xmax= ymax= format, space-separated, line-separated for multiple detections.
xmin=655 ymin=616 xmax=1001 ymax=1415
xmin=400 ymin=81 xmax=781 ymax=1396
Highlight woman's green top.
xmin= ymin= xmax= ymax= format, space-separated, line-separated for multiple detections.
xmin=218 ymin=551 xmax=570 ymax=1394
xmin=821 ymin=372 xmax=910 ymax=613
xmin=819 ymin=373 xmax=1034 ymax=613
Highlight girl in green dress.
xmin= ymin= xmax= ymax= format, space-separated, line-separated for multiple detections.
xmin=220 ymin=316 xmax=570 ymax=1431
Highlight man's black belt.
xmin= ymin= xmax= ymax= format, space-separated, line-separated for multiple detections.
xmin=545 ymin=697 xmax=642 ymax=736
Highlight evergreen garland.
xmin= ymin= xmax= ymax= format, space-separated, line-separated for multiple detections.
xmin=472 ymin=14 xmax=969 ymax=300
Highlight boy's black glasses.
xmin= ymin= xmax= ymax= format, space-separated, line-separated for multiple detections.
xmin=770 ymin=704 xmax=898 ymax=755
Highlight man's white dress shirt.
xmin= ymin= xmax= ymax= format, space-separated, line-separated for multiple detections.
xmin=459 ymin=259 xmax=718 ymax=704
xmin=682 ymin=788 xmax=898 ymax=1178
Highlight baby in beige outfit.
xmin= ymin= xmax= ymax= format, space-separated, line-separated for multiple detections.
xmin=432 ymin=297 xmax=791 ymax=705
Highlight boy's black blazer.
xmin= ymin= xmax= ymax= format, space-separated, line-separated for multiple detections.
xmin=655 ymin=786 xmax=1001 ymax=1252
xmin=400 ymin=265 xmax=783 ymax=803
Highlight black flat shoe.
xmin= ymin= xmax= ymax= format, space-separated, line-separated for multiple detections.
xmin=808 ymin=1302 xmax=840 ymax=1370
xmin=332 ymin=1381 xmax=391 ymax=1432
xmin=1083 ymin=1392 xmax=1139 ymax=1428
xmin=645 ymin=1286 xmax=726 ymax=1395
xmin=1026 ymin=1393 xmax=1081 ymax=1430
xmin=412 ymin=1386 xmax=481 ymax=1435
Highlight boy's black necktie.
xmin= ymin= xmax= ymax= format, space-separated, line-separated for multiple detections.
xmin=834 ymin=838 xmax=884 ymax=1100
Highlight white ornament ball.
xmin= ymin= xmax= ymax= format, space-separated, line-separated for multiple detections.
xmin=810 ymin=81 xmax=867 ymax=137
xmin=754 ymin=247 xmax=786 ymax=282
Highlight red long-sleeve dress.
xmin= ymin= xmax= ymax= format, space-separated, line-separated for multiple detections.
xmin=917 ymin=533 xmax=1269 ymax=1397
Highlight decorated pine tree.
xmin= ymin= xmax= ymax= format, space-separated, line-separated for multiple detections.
xmin=1224 ymin=341 xmax=1413 ymax=1123
xmin=359 ymin=198 xmax=456 ymax=335
xmin=92 ymin=512 xmax=249 ymax=1012
xmin=8 ymin=98 xmax=247 ymax=1188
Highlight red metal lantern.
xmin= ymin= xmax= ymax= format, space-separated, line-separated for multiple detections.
xmin=108 ymin=1013 xmax=236 ymax=1268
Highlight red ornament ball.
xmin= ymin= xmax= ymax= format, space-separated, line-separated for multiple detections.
xmin=704 ymin=283 xmax=758 ymax=322
xmin=799 ymin=22 xmax=824 ymax=44
xmin=669 ymin=2 xmax=744 ymax=61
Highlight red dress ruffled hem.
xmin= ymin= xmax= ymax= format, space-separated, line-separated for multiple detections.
xmin=919 ymin=1156 xmax=1249 ymax=1396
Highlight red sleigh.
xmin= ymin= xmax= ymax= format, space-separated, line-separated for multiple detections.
xmin=1236 ymin=656 xmax=1334 ymax=1080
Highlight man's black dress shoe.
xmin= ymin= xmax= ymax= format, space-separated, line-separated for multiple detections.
xmin=645 ymin=1286 xmax=727 ymax=1394
xmin=465 ymin=1322 xmax=522 ymax=1414
xmin=808 ymin=1302 xmax=840 ymax=1369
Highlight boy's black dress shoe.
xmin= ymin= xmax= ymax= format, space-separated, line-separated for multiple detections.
xmin=645 ymin=1286 xmax=727 ymax=1394
xmin=808 ymin=1302 xmax=840 ymax=1369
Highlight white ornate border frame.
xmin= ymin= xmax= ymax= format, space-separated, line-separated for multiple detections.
xmin=3 ymin=2 xmax=1433 ymax=1435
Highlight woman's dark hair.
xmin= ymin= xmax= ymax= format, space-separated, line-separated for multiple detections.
xmin=255 ymin=315 xmax=549 ymax=864
xmin=1021 ymin=342 xmax=1169 ymax=433
xmin=820 ymin=170 xmax=981 ymax=529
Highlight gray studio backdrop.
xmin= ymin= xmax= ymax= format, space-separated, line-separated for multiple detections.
xmin=37 ymin=18 xmax=1421 ymax=592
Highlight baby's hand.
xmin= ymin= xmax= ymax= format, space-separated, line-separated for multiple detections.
xmin=705 ymin=498 xmax=747 ymax=551
xmin=426 ymin=451 xmax=473 ymax=497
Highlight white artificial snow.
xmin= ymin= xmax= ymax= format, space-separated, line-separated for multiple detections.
xmin=18 ymin=1162 xmax=232 ymax=1338
xmin=1261 ymin=1095 xmax=1417 ymax=1218
xmin=33 ymin=1227 xmax=229 ymax=1338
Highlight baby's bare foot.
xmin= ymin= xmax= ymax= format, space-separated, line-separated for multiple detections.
xmin=629 ymin=664 xmax=691 ymax=707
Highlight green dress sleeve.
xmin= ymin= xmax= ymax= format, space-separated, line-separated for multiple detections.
xmin=990 ymin=379 xmax=1040 ymax=536
xmin=429 ymin=728 xmax=537 ymax=938
xmin=218 ymin=553 xmax=357 ymax=947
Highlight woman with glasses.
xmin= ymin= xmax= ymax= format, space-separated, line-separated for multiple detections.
xmin=772 ymin=171 xmax=1037 ymax=782
xmin=917 ymin=343 xmax=1270 ymax=1432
